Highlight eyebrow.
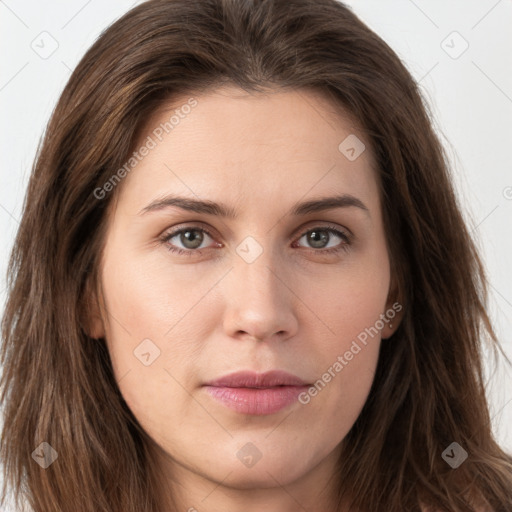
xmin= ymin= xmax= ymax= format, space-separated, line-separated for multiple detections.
xmin=138 ymin=193 xmax=370 ymax=218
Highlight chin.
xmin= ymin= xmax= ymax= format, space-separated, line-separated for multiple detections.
xmin=200 ymin=443 xmax=316 ymax=489
xmin=212 ymin=462 xmax=306 ymax=490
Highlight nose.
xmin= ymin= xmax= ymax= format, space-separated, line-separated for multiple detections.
xmin=221 ymin=247 xmax=299 ymax=343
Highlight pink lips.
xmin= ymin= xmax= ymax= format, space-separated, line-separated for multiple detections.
xmin=203 ymin=370 xmax=309 ymax=415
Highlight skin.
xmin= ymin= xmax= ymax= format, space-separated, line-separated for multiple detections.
xmin=87 ymin=85 xmax=403 ymax=512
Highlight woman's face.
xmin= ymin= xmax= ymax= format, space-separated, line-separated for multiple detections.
xmin=90 ymin=85 xmax=399 ymax=507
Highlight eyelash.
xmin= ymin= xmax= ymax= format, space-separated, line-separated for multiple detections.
xmin=158 ymin=224 xmax=352 ymax=257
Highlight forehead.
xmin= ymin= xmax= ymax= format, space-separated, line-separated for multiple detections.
xmin=111 ymin=85 xmax=379 ymax=219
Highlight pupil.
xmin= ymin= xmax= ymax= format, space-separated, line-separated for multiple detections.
xmin=183 ymin=230 xmax=203 ymax=249
xmin=309 ymin=230 xmax=328 ymax=248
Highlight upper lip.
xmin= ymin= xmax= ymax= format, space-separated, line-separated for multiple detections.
xmin=204 ymin=370 xmax=307 ymax=388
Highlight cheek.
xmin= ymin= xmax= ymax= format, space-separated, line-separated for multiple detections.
xmin=299 ymin=322 xmax=381 ymax=446
xmin=295 ymin=248 xmax=388 ymax=420
xmin=303 ymin=253 xmax=390 ymax=346
xmin=100 ymin=248 xmax=223 ymax=348
xmin=99 ymin=254 xmax=224 ymax=428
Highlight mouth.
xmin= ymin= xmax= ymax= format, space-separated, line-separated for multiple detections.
xmin=203 ymin=370 xmax=310 ymax=415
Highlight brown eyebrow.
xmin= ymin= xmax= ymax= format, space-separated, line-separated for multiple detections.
xmin=138 ymin=193 xmax=370 ymax=218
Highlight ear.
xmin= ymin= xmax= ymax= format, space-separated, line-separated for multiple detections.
xmin=382 ymin=271 xmax=404 ymax=340
xmin=79 ymin=275 xmax=106 ymax=340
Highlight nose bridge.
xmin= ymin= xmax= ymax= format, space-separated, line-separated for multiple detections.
xmin=232 ymin=234 xmax=283 ymax=304
xmin=221 ymin=234 xmax=297 ymax=341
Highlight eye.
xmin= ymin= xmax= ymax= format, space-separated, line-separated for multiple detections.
xmin=293 ymin=225 xmax=351 ymax=254
xmin=159 ymin=225 xmax=218 ymax=256
xmin=159 ymin=223 xmax=352 ymax=256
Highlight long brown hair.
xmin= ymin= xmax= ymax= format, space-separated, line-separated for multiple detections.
xmin=2 ymin=0 xmax=511 ymax=510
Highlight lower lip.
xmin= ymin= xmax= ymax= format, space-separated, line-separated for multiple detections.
xmin=204 ymin=385 xmax=309 ymax=415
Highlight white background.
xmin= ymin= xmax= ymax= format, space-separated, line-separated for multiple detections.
xmin=1 ymin=0 xmax=511 ymax=508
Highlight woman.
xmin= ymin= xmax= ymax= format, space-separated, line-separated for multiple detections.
xmin=1 ymin=0 xmax=511 ymax=511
